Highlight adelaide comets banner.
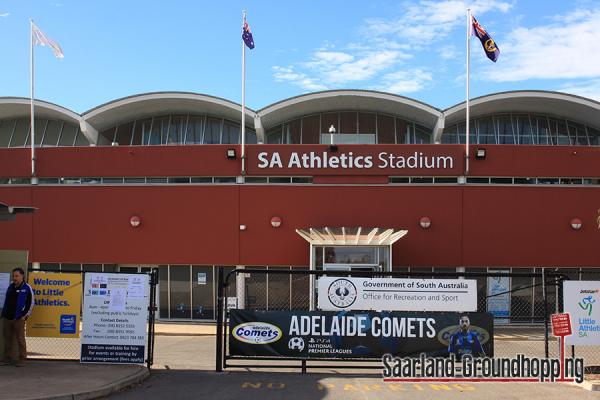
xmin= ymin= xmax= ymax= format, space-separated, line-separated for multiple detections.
xmin=229 ymin=310 xmax=493 ymax=359
xmin=27 ymin=272 xmax=82 ymax=338
xmin=318 ymin=277 xmax=477 ymax=312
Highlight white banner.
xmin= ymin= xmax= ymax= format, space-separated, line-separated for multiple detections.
xmin=564 ymin=281 xmax=600 ymax=345
xmin=81 ymin=273 xmax=150 ymax=364
xmin=317 ymin=277 xmax=477 ymax=312
xmin=487 ymin=272 xmax=511 ymax=325
xmin=0 ymin=273 xmax=10 ymax=309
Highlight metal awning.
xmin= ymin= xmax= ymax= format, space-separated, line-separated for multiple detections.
xmin=295 ymin=227 xmax=408 ymax=246
xmin=0 ymin=202 xmax=37 ymax=221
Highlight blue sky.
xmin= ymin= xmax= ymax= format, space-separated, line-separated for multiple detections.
xmin=0 ymin=0 xmax=599 ymax=113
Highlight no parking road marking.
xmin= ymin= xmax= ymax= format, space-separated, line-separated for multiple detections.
xmin=241 ymin=382 xmax=477 ymax=392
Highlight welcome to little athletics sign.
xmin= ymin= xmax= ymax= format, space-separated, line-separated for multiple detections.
xmin=318 ymin=277 xmax=477 ymax=312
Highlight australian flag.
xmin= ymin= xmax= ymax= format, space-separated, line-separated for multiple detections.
xmin=242 ymin=20 xmax=255 ymax=49
xmin=472 ymin=16 xmax=499 ymax=62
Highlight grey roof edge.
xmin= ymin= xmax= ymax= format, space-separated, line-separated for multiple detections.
xmin=257 ymin=89 xmax=443 ymax=114
xmin=82 ymin=91 xmax=254 ymax=116
xmin=443 ymin=90 xmax=600 ymax=113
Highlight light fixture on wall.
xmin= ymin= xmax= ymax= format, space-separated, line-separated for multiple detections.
xmin=130 ymin=215 xmax=141 ymax=228
xmin=475 ymin=148 xmax=486 ymax=159
xmin=419 ymin=216 xmax=431 ymax=229
xmin=226 ymin=149 xmax=237 ymax=159
xmin=570 ymin=218 xmax=582 ymax=230
xmin=271 ymin=216 xmax=282 ymax=228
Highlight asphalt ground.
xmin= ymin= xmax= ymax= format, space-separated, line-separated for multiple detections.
xmin=106 ymin=335 xmax=600 ymax=399
xmin=110 ymin=370 xmax=599 ymax=400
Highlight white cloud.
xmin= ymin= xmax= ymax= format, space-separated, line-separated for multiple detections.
xmin=365 ymin=0 xmax=512 ymax=45
xmin=487 ymin=8 xmax=600 ymax=82
xmin=381 ymin=69 xmax=434 ymax=93
xmin=0 ymin=12 xmax=10 ymax=17
xmin=558 ymin=79 xmax=600 ymax=101
xmin=271 ymin=0 xmax=511 ymax=93
xmin=272 ymin=66 xmax=327 ymax=91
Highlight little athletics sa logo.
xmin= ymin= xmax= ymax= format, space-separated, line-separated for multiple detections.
xmin=232 ymin=322 xmax=282 ymax=344
xmin=327 ymin=279 xmax=358 ymax=308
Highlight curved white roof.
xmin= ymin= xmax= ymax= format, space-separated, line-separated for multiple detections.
xmin=0 ymin=97 xmax=81 ymax=124
xmin=444 ymin=90 xmax=600 ymax=127
xmin=83 ymin=92 xmax=257 ymax=132
xmin=258 ymin=90 xmax=442 ymax=129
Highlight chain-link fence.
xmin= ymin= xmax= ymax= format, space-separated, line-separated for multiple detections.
xmin=22 ymin=269 xmax=158 ymax=367
xmin=216 ymin=268 xmax=600 ymax=373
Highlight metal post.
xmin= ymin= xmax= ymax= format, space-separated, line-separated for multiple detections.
xmin=465 ymin=9 xmax=471 ymax=176
xmin=241 ymin=10 xmax=247 ymax=177
xmin=215 ymin=267 xmax=224 ymax=372
xmin=30 ymin=19 xmax=36 ymax=180
xmin=542 ymin=268 xmax=549 ymax=358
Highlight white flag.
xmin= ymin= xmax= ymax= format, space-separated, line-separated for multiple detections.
xmin=32 ymin=22 xmax=64 ymax=58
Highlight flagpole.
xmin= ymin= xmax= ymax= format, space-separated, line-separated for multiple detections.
xmin=465 ymin=9 xmax=471 ymax=176
xmin=30 ymin=19 xmax=37 ymax=181
xmin=241 ymin=10 xmax=247 ymax=177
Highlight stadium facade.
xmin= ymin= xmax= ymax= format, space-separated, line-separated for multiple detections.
xmin=0 ymin=89 xmax=599 ymax=321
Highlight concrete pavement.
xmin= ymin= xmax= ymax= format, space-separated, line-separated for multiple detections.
xmin=0 ymin=361 xmax=149 ymax=400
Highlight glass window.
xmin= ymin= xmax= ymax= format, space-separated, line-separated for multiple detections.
xmin=60 ymin=263 xmax=81 ymax=271
xmin=185 ymin=116 xmax=204 ymax=144
xmin=159 ymin=265 xmax=169 ymax=318
xmin=131 ymin=118 xmax=152 ymax=146
xmin=167 ymin=115 xmax=187 ymax=145
xmin=42 ymin=120 xmax=63 ymax=147
xmin=396 ymin=118 xmax=407 ymax=144
xmin=339 ymin=112 xmax=357 ymax=134
xmin=376 ymin=114 xmax=394 ymax=144
xmin=192 ymin=265 xmax=214 ymax=319
xmin=358 ymin=113 xmax=375 ymax=135
xmin=148 ymin=116 xmax=169 ymax=145
xmin=82 ymin=264 xmax=103 ymax=272
xmin=222 ymin=121 xmax=240 ymax=144
xmin=414 ymin=125 xmax=431 ymax=144
xmin=9 ymin=118 xmax=29 ymax=147
xmin=514 ymin=114 xmax=534 ymax=145
xmin=588 ymin=127 xmax=600 ymax=145
xmin=169 ymin=265 xmax=191 ymax=319
xmin=496 ymin=115 xmax=514 ymax=144
xmin=284 ymin=119 xmax=301 ymax=144
xmin=246 ymin=129 xmax=258 ymax=144
xmin=204 ymin=118 xmax=222 ymax=144
xmin=74 ymin=129 xmax=90 ymax=146
xmin=322 ymin=113 xmax=338 ymax=134
xmin=100 ymin=127 xmax=116 ymax=144
xmin=301 ymin=115 xmax=320 ymax=144
xmin=553 ymin=118 xmax=571 ymax=145
xmin=59 ymin=123 xmax=78 ymax=146
xmin=0 ymin=119 xmax=14 ymax=147
xmin=25 ymin=118 xmax=45 ymax=146
xmin=478 ymin=117 xmax=496 ymax=144
xmin=114 ymin=121 xmax=134 ymax=146
xmin=533 ymin=115 xmax=551 ymax=145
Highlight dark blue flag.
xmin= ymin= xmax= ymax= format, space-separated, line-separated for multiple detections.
xmin=472 ymin=16 xmax=499 ymax=62
xmin=242 ymin=21 xmax=255 ymax=49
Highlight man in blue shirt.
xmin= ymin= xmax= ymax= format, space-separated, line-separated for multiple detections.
xmin=1 ymin=268 xmax=34 ymax=367
xmin=448 ymin=315 xmax=485 ymax=358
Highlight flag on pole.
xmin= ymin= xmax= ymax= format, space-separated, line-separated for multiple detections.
xmin=32 ymin=22 xmax=64 ymax=58
xmin=242 ymin=20 xmax=255 ymax=49
xmin=471 ymin=16 xmax=499 ymax=62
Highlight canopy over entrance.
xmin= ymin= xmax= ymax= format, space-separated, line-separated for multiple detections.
xmin=295 ymin=227 xmax=408 ymax=246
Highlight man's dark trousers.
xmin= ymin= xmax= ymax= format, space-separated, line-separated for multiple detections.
xmin=2 ymin=318 xmax=26 ymax=363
